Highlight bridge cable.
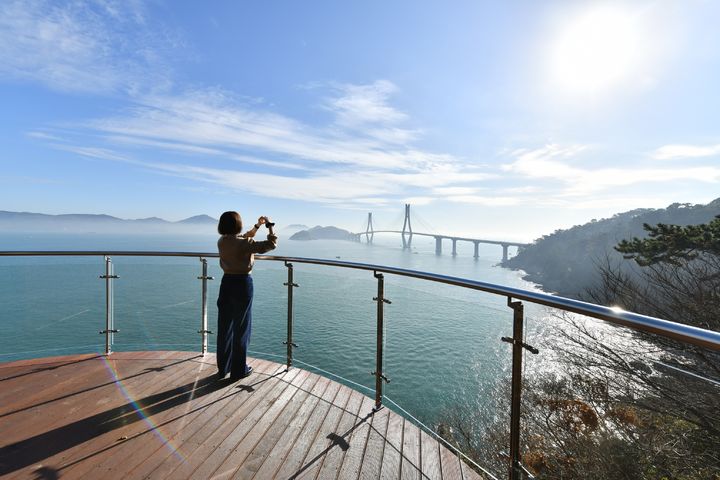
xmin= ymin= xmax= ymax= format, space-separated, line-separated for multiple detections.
xmin=412 ymin=209 xmax=439 ymax=235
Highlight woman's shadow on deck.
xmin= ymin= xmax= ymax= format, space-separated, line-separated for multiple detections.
xmin=0 ymin=364 xmax=277 ymax=476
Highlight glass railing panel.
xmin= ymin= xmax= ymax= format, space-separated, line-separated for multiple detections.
xmin=238 ymin=260 xmax=294 ymax=362
xmin=277 ymin=262 xmax=378 ymax=393
xmin=99 ymin=256 xmax=291 ymax=357
xmin=0 ymin=256 xmax=105 ymax=361
xmin=107 ymin=256 xmax=203 ymax=352
xmin=380 ymin=274 xmax=515 ymax=480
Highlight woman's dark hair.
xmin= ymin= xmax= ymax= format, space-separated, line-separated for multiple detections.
xmin=218 ymin=211 xmax=242 ymax=235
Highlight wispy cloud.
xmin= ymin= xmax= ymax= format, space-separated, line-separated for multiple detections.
xmin=502 ymin=144 xmax=588 ymax=179
xmin=26 ymin=131 xmax=64 ymax=141
xmin=46 ymin=83 xmax=492 ymax=205
xmin=432 ymin=186 xmax=480 ymax=196
xmin=64 ymin=146 xmax=491 ymax=205
xmin=651 ymin=143 xmax=720 ymax=160
xmin=502 ymin=144 xmax=720 ymax=197
xmin=0 ymin=0 xmax=171 ymax=94
xmin=446 ymin=195 xmax=521 ymax=206
xmin=84 ymin=88 xmax=442 ymax=171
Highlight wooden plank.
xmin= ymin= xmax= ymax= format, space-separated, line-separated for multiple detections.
xmin=0 ymin=353 xmax=98 ymax=370
xmin=204 ymin=368 xmax=314 ymax=479
xmin=0 ymin=351 xmax=175 ymax=423
xmin=226 ymin=372 xmax=322 ymax=478
xmin=0 ymin=352 xmax=195 ymax=479
xmin=0 ymin=352 xmax=162 ymax=416
xmin=0 ymin=351 xmax=178 ymax=443
xmin=0 ymin=354 xmax=102 ymax=402
xmin=337 ymin=394 xmax=376 ymax=479
xmin=439 ymin=444 xmax=464 ymax=480
xmin=313 ymin=388 xmax=366 ymax=479
xmin=32 ymin=352 xmax=203 ymax=477
xmin=269 ymin=378 xmax=345 ymax=479
xmin=400 ymin=420 xmax=421 ymax=480
xmin=1 ymin=351 xmax=186 ymax=443
xmin=142 ymin=361 xmax=285 ymax=478
xmin=0 ymin=356 xmax=109 ymax=420
xmin=420 ymin=430 xmax=443 ymax=480
xmin=122 ymin=360 xmax=288 ymax=480
xmin=184 ymin=368 xmax=307 ymax=480
xmin=379 ymin=407 xmax=404 ymax=480
xmin=250 ymin=375 xmax=332 ymax=479
xmin=59 ymin=354 xmax=235 ymax=479
xmin=136 ymin=360 xmax=281 ymax=480
xmin=358 ymin=402 xmax=391 ymax=480
xmin=32 ymin=352 xmax=197 ymax=472
xmin=275 ymin=383 xmax=353 ymax=479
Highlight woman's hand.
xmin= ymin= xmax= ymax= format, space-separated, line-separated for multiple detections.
xmin=256 ymin=216 xmax=266 ymax=227
xmin=263 ymin=216 xmax=275 ymax=234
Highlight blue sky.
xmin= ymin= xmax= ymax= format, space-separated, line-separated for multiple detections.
xmin=1 ymin=0 xmax=719 ymax=241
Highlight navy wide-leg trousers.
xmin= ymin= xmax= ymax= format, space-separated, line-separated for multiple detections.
xmin=216 ymin=274 xmax=253 ymax=377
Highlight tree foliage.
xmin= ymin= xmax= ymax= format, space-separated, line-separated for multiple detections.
xmin=616 ymin=216 xmax=720 ymax=266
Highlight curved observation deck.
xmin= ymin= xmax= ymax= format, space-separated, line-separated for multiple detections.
xmin=0 ymin=351 xmax=483 ymax=479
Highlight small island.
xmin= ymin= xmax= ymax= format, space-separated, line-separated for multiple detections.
xmin=289 ymin=225 xmax=357 ymax=241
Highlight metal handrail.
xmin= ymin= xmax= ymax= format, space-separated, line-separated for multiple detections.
xmin=2 ymin=250 xmax=719 ymax=351
xmin=3 ymin=249 xmax=719 ymax=480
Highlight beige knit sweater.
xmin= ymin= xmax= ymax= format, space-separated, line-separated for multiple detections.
xmin=217 ymin=233 xmax=278 ymax=274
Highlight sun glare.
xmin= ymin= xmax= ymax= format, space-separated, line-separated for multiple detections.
xmin=550 ymin=7 xmax=642 ymax=93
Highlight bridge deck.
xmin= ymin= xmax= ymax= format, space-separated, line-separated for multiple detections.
xmin=0 ymin=351 xmax=486 ymax=479
xmin=356 ymin=231 xmax=528 ymax=247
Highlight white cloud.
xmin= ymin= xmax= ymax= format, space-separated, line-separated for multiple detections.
xmin=83 ymin=89 xmax=439 ymax=171
xmin=48 ymin=84 xmax=494 ymax=206
xmin=651 ymin=144 xmax=720 ymax=160
xmin=0 ymin=0 xmax=169 ymax=93
xmin=446 ymin=195 xmax=521 ymax=206
xmin=105 ymin=135 xmax=308 ymax=170
xmin=98 ymin=154 xmax=489 ymax=205
xmin=325 ymin=80 xmax=407 ymax=126
xmin=26 ymin=131 xmax=63 ymax=141
xmin=401 ymin=196 xmax=435 ymax=206
xmin=432 ymin=186 xmax=480 ymax=195
xmin=502 ymin=144 xmax=720 ymax=197
xmin=502 ymin=144 xmax=587 ymax=178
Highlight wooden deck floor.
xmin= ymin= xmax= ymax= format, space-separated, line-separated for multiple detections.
xmin=0 ymin=351 xmax=486 ymax=479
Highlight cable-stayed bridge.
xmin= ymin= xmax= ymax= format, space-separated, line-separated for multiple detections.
xmin=352 ymin=204 xmax=529 ymax=261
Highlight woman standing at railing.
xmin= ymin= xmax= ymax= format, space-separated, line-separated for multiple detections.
xmin=216 ymin=211 xmax=277 ymax=380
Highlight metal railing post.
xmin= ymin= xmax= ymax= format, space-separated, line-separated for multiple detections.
xmin=283 ymin=261 xmax=299 ymax=369
xmin=372 ymin=271 xmax=391 ymax=410
xmin=197 ymin=258 xmax=214 ymax=355
xmin=502 ymin=298 xmax=539 ymax=480
xmin=99 ymin=256 xmax=119 ymax=355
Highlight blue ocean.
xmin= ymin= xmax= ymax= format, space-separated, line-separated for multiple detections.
xmin=0 ymin=231 xmax=549 ymax=445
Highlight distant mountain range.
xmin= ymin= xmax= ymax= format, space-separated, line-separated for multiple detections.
xmin=502 ymin=198 xmax=720 ymax=298
xmin=0 ymin=211 xmax=217 ymax=233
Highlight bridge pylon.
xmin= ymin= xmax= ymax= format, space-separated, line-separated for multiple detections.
xmin=401 ymin=203 xmax=413 ymax=249
xmin=365 ymin=212 xmax=374 ymax=244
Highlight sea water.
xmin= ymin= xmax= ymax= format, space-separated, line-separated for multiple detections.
xmin=0 ymin=231 xmax=546 ymax=439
